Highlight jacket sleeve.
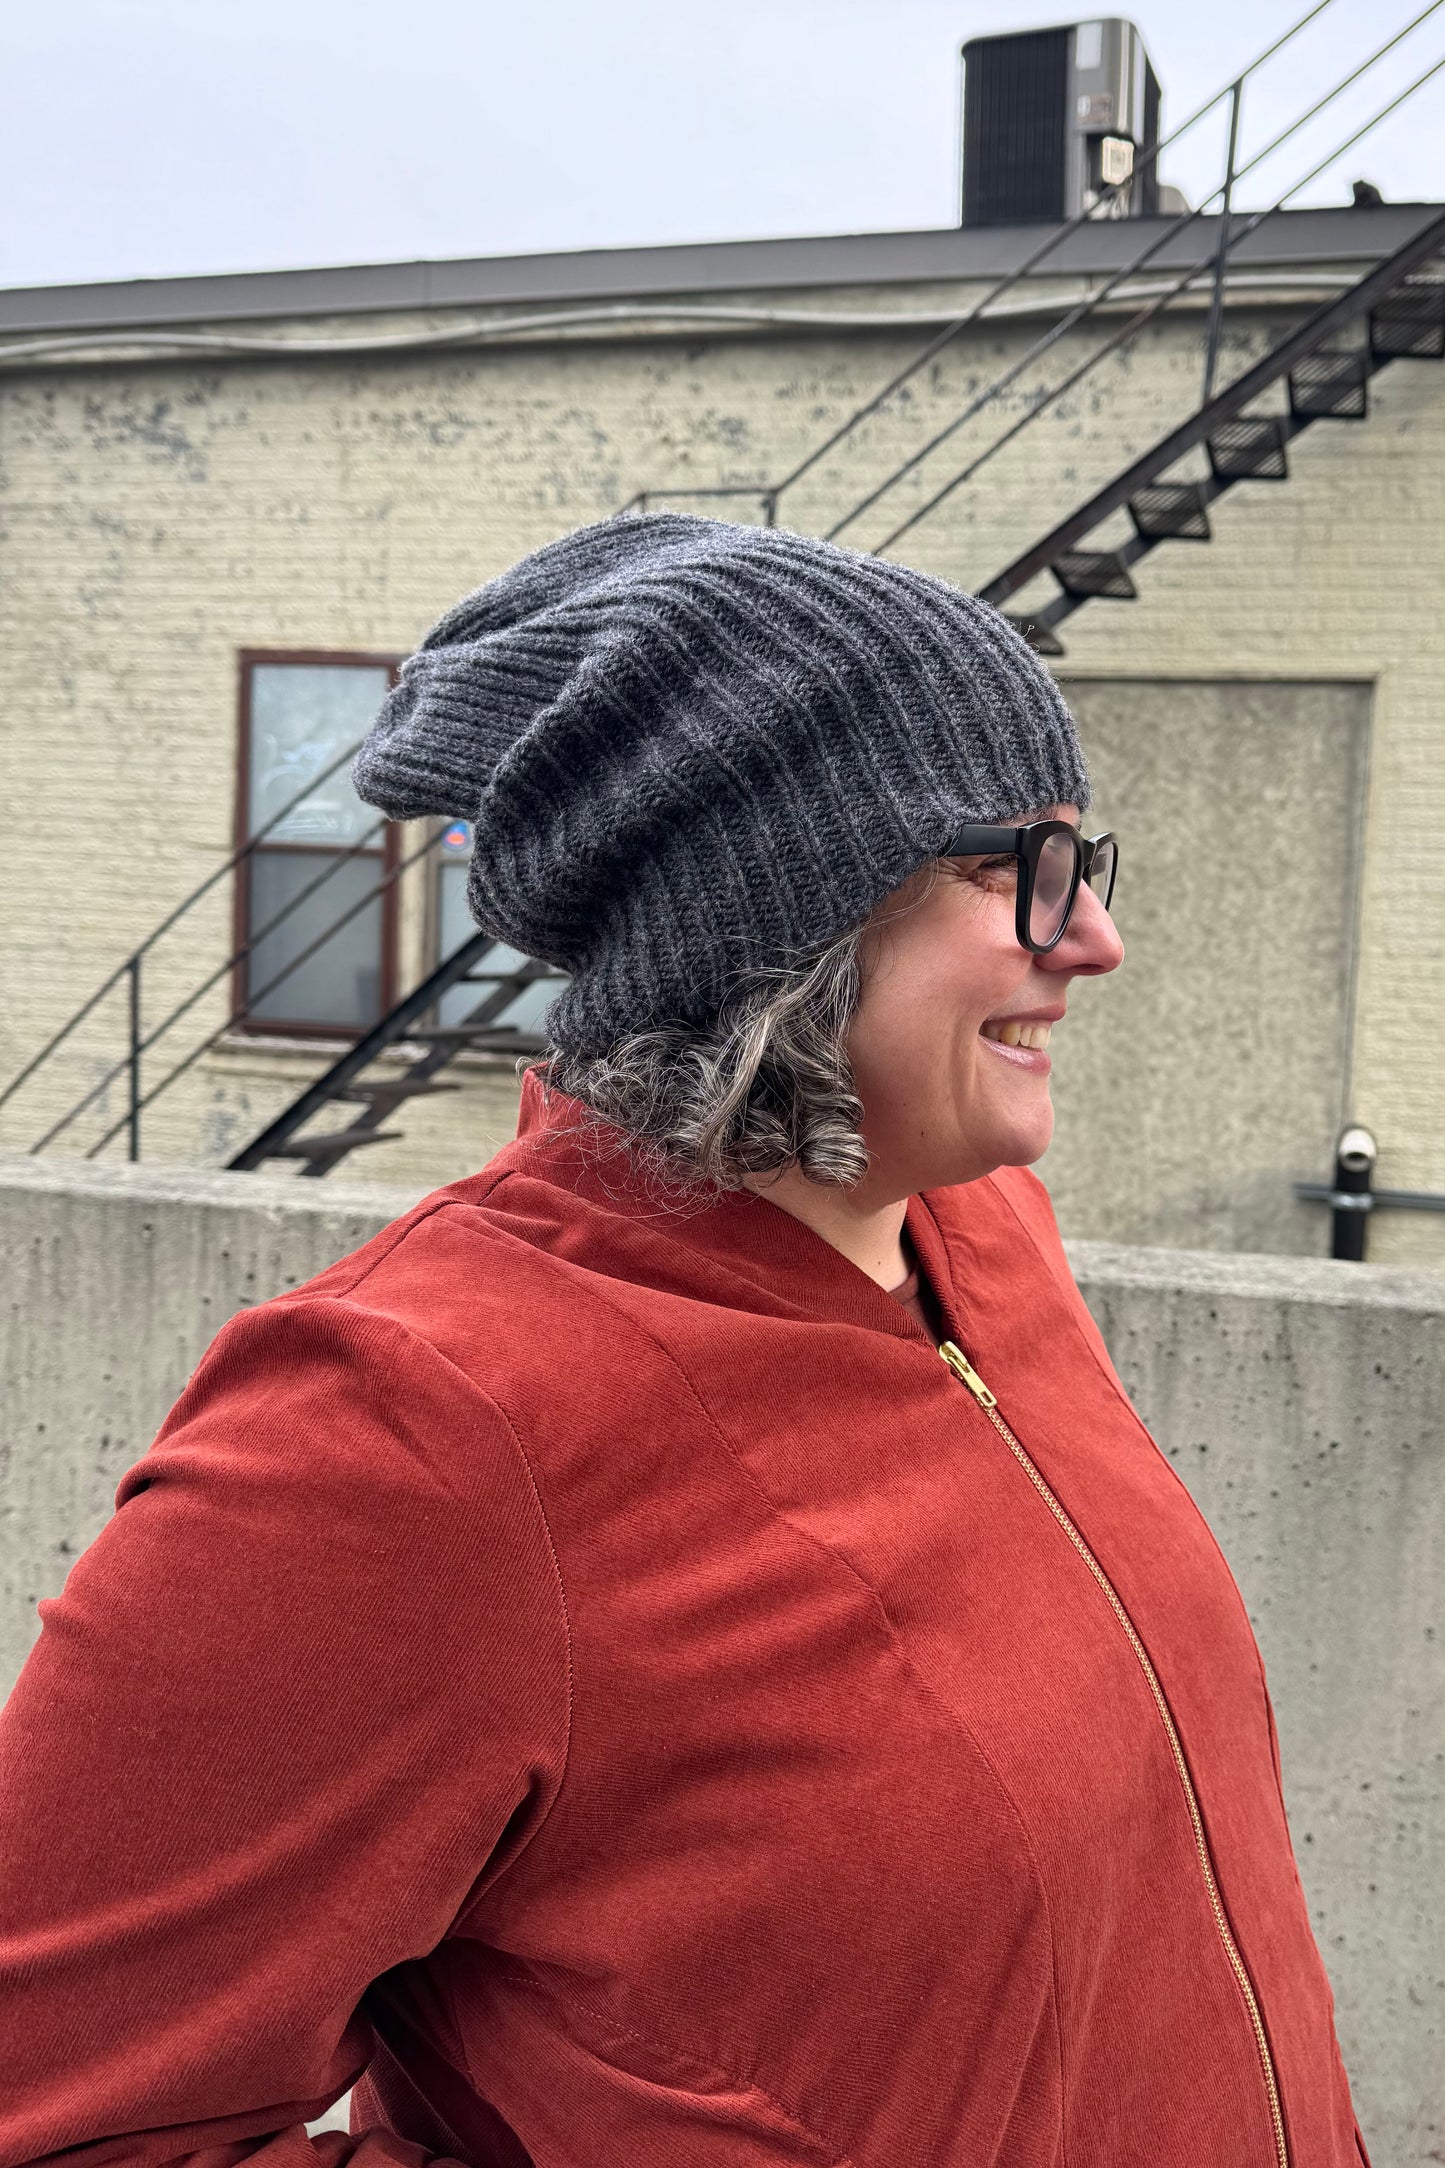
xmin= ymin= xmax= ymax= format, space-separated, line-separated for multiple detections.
xmin=0 ymin=1295 xmax=571 ymax=2168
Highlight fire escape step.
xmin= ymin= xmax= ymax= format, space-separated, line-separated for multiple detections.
xmin=333 ymin=1077 xmax=463 ymax=1106
xmin=1370 ymin=279 xmax=1445 ymax=361
xmin=1002 ymin=613 xmax=1066 ymax=656
xmin=405 ymin=1023 xmax=546 ymax=1047
xmin=1128 ymin=481 xmax=1212 ymax=541
xmin=1051 ymin=550 xmax=1138 ymax=601
xmin=265 ymin=1130 xmax=405 ymax=1159
xmin=454 ymin=971 xmax=567 ymax=988
xmin=1288 ymin=350 xmax=1372 ymax=421
xmin=1206 ymin=415 xmax=1290 ymax=481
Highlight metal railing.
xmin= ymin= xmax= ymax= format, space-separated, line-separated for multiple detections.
xmin=0 ymin=739 xmax=461 ymax=1160
xmin=860 ymin=31 xmax=1445 ymax=560
xmin=619 ymin=0 xmax=1443 ymax=556
xmin=69 ymin=826 xmax=454 ymax=1164
xmin=0 ymin=731 xmax=375 ymax=1150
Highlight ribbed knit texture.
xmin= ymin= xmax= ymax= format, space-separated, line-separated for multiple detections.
xmin=352 ymin=512 xmax=1090 ymax=1056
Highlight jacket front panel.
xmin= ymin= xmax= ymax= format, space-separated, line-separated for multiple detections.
xmin=920 ymin=1167 xmax=1358 ymax=2168
xmin=332 ymin=1103 xmax=1358 ymax=2168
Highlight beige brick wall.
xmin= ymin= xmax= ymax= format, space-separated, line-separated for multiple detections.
xmin=1 ymin=282 xmax=1440 ymax=1260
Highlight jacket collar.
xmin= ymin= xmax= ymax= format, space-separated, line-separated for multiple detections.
xmin=497 ymin=1069 xmax=976 ymax=1348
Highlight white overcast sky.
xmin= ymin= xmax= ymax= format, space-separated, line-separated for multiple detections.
xmin=2 ymin=0 xmax=1442 ymax=291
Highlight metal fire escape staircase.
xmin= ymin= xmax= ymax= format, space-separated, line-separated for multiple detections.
xmin=5 ymin=3 xmax=1442 ymax=1179
xmin=225 ymin=937 xmax=565 ymax=1176
xmin=978 ymin=212 xmax=1445 ymax=648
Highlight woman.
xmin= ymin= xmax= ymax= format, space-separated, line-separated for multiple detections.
xmin=0 ymin=515 xmax=1366 ymax=2167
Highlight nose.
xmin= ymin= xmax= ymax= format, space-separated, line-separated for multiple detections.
xmin=1040 ymin=876 xmax=1124 ymax=977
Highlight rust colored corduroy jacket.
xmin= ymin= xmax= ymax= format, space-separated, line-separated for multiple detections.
xmin=0 ymin=1077 xmax=1367 ymax=2168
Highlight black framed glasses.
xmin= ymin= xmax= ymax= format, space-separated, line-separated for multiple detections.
xmin=943 ymin=822 xmax=1118 ymax=954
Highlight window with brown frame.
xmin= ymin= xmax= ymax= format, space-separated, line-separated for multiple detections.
xmin=233 ymin=651 xmax=400 ymax=1038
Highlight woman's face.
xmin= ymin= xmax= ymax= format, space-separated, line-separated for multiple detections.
xmin=846 ymin=805 xmax=1125 ymax=1202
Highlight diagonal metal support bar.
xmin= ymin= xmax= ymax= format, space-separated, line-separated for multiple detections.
xmin=1202 ymin=82 xmax=1245 ymax=404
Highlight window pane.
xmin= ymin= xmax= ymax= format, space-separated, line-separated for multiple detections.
xmin=435 ymin=838 xmax=565 ymax=1034
xmin=250 ymin=664 xmax=391 ymax=846
xmin=247 ymin=850 xmax=385 ymax=1028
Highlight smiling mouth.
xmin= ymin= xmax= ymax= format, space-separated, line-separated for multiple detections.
xmin=980 ymin=1019 xmax=1052 ymax=1050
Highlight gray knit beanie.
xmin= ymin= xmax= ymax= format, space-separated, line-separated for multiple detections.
xmin=352 ymin=512 xmax=1089 ymax=1058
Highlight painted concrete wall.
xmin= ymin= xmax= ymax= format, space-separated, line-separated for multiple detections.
xmin=1 ymin=286 xmax=1442 ymax=1262
xmin=1047 ymin=677 xmax=1371 ymax=1254
xmin=1 ymin=1153 xmax=1440 ymax=2159
xmin=1072 ymin=1241 xmax=1445 ymax=2166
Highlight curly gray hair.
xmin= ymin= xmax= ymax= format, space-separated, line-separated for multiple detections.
xmin=526 ymin=867 xmax=939 ymax=1195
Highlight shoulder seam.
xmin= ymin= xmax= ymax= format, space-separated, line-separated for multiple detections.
xmin=453 ymin=1370 xmax=576 ymax=1895
xmin=253 ymin=1287 xmax=576 ymax=1889
xmin=297 ymin=1183 xmax=510 ymax=1304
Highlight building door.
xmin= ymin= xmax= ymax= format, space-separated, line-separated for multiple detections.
xmin=236 ymin=653 xmax=398 ymax=1035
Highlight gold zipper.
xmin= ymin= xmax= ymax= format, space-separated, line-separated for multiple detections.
xmin=937 ymin=1340 xmax=1290 ymax=2168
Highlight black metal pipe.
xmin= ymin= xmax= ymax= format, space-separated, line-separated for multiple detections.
xmin=1330 ymin=1124 xmax=1377 ymax=1261
xmin=127 ymin=954 xmax=142 ymax=1164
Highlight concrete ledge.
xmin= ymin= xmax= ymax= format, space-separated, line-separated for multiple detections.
xmin=2 ymin=1158 xmax=1441 ymax=2159
xmin=0 ymin=1147 xmax=425 ymax=1216
xmin=1067 ymin=1235 xmax=1444 ymax=2164
xmin=1069 ymin=1231 xmax=1445 ymax=1308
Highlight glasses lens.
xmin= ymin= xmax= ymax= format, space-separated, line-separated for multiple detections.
xmin=1086 ymin=836 xmax=1117 ymax=911
xmin=1030 ymin=831 xmax=1078 ymax=947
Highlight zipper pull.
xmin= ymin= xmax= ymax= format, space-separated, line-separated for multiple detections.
xmin=938 ymin=1340 xmax=997 ymax=1408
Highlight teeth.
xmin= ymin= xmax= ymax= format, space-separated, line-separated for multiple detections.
xmin=981 ymin=1019 xmax=1052 ymax=1050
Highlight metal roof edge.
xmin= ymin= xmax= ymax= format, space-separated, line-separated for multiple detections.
xmin=2 ymin=203 xmax=1440 ymax=338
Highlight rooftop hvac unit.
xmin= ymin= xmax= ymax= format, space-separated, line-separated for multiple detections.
xmin=961 ymin=18 xmax=1161 ymax=227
